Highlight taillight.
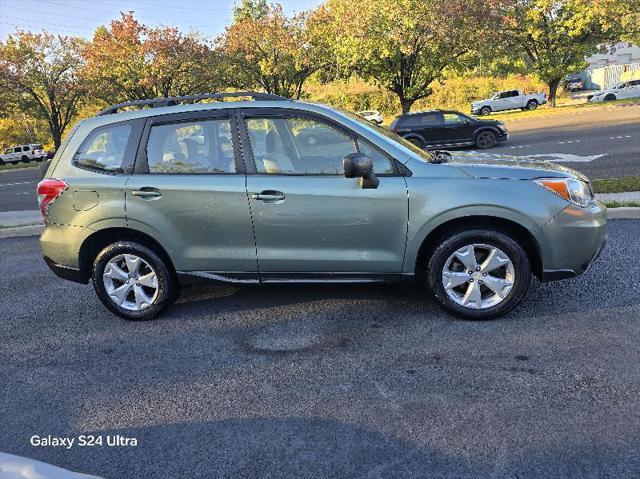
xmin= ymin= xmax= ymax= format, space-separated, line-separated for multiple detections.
xmin=37 ymin=179 xmax=68 ymax=217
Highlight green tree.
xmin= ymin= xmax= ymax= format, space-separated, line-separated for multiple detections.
xmin=219 ymin=4 xmax=328 ymax=98
xmin=497 ymin=0 xmax=633 ymax=107
xmin=233 ymin=0 xmax=269 ymax=21
xmin=0 ymin=31 xmax=87 ymax=149
xmin=320 ymin=0 xmax=496 ymax=113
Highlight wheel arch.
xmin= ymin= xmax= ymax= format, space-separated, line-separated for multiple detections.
xmin=78 ymin=227 xmax=177 ymax=281
xmin=414 ymin=215 xmax=543 ymax=281
xmin=401 ymin=133 xmax=425 ymax=146
xmin=472 ymin=126 xmax=500 ymax=140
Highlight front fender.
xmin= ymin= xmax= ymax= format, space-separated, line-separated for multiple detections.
xmin=403 ymin=176 xmax=568 ymax=274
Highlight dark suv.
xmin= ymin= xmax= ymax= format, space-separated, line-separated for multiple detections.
xmin=390 ymin=110 xmax=508 ymax=150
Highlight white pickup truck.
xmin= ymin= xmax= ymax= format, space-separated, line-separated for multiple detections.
xmin=471 ymin=89 xmax=547 ymax=115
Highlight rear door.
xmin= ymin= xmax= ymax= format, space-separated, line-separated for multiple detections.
xmin=125 ymin=110 xmax=257 ymax=277
xmin=240 ymin=108 xmax=408 ymax=278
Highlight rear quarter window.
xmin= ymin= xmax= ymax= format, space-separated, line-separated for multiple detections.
xmin=73 ymin=124 xmax=132 ymax=173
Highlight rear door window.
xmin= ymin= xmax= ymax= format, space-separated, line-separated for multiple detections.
xmin=73 ymin=124 xmax=132 ymax=172
xmin=146 ymin=118 xmax=236 ymax=174
xmin=397 ymin=113 xmax=442 ymax=128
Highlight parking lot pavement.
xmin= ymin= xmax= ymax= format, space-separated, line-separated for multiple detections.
xmin=1 ymin=220 xmax=640 ymax=478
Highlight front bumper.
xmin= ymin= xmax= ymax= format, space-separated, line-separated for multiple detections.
xmin=539 ymin=201 xmax=607 ymax=282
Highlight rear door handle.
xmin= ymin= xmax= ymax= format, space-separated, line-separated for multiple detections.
xmin=251 ymin=190 xmax=285 ymax=202
xmin=131 ymin=187 xmax=162 ymax=199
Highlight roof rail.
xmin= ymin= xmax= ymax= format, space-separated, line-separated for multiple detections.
xmin=97 ymin=91 xmax=290 ymax=116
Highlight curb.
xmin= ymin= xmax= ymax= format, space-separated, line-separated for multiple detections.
xmin=0 ymin=208 xmax=639 ymax=240
xmin=0 ymin=224 xmax=44 ymax=239
xmin=606 ymin=207 xmax=640 ymax=219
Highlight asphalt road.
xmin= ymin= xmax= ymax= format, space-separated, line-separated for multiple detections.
xmin=0 ymin=102 xmax=638 ymax=213
xmin=1 ymin=220 xmax=639 ymax=478
xmin=463 ymin=102 xmax=640 ymax=179
xmin=0 ymin=167 xmax=41 ymax=212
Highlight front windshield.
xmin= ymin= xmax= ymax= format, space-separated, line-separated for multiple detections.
xmin=333 ymin=106 xmax=435 ymax=162
xmin=491 ymin=93 xmax=500 ymax=100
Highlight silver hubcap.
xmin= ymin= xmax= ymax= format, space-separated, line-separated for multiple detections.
xmin=442 ymin=244 xmax=515 ymax=310
xmin=103 ymin=254 xmax=159 ymax=311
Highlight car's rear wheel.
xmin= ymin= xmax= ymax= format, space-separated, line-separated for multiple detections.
xmin=21 ymin=155 xmax=30 ymax=163
xmin=526 ymin=100 xmax=538 ymax=110
xmin=475 ymin=130 xmax=497 ymax=149
xmin=405 ymin=136 xmax=424 ymax=149
xmin=480 ymin=106 xmax=491 ymax=116
xmin=426 ymin=229 xmax=531 ymax=320
xmin=604 ymin=94 xmax=616 ymax=101
xmin=92 ymin=241 xmax=176 ymax=320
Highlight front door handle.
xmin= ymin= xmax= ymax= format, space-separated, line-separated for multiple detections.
xmin=131 ymin=187 xmax=162 ymax=199
xmin=251 ymin=190 xmax=285 ymax=202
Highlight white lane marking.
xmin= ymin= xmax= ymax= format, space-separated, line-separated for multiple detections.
xmin=518 ymin=153 xmax=606 ymax=163
xmin=0 ymin=181 xmax=34 ymax=187
xmin=16 ymin=192 xmax=32 ymax=195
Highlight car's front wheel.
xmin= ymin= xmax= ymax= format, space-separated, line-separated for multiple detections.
xmin=479 ymin=106 xmax=491 ymax=116
xmin=426 ymin=229 xmax=531 ymax=320
xmin=604 ymin=94 xmax=616 ymax=101
xmin=475 ymin=130 xmax=497 ymax=149
xmin=92 ymin=241 xmax=176 ymax=320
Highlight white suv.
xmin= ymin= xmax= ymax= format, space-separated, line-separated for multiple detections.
xmin=589 ymin=79 xmax=640 ymax=102
xmin=0 ymin=144 xmax=47 ymax=164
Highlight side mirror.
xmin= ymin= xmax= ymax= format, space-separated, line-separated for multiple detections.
xmin=343 ymin=152 xmax=379 ymax=189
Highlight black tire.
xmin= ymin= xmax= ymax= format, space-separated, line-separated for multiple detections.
xmin=526 ymin=100 xmax=538 ymax=110
xmin=426 ymin=229 xmax=531 ymax=320
xmin=21 ymin=155 xmax=30 ymax=163
xmin=604 ymin=94 xmax=616 ymax=101
xmin=405 ymin=136 xmax=424 ymax=149
xmin=480 ymin=106 xmax=491 ymax=116
xmin=475 ymin=130 xmax=497 ymax=149
xmin=92 ymin=241 xmax=176 ymax=320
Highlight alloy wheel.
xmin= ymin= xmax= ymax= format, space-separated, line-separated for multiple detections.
xmin=441 ymin=244 xmax=515 ymax=310
xmin=476 ymin=131 xmax=496 ymax=149
xmin=103 ymin=254 xmax=159 ymax=311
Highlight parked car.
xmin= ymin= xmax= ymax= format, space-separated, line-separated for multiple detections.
xmin=588 ymin=79 xmax=640 ymax=102
xmin=38 ymin=92 xmax=606 ymax=321
xmin=0 ymin=143 xmax=47 ymax=164
xmin=564 ymin=77 xmax=585 ymax=91
xmin=471 ymin=90 xmax=547 ymax=115
xmin=390 ymin=110 xmax=508 ymax=149
xmin=358 ymin=110 xmax=383 ymax=124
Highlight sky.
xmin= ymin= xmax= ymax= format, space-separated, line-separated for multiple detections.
xmin=0 ymin=0 xmax=323 ymax=40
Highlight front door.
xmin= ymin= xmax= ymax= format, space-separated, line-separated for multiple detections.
xmin=242 ymin=110 xmax=408 ymax=278
xmin=440 ymin=112 xmax=476 ymax=145
xmin=125 ymin=111 xmax=257 ymax=276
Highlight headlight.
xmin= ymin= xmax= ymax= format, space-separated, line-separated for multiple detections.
xmin=533 ymin=178 xmax=593 ymax=207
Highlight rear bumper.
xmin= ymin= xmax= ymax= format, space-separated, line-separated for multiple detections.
xmin=43 ymin=255 xmax=89 ymax=284
xmin=539 ymin=201 xmax=607 ymax=283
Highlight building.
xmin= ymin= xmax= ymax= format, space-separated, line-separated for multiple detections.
xmin=586 ymin=43 xmax=640 ymax=68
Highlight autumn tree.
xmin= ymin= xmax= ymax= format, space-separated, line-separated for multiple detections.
xmin=319 ymin=0 xmax=496 ymax=113
xmin=0 ymin=32 xmax=87 ymax=149
xmin=219 ymin=4 xmax=328 ymax=99
xmin=84 ymin=12 xmax=221 ymax=104
xmin=496 ymin=0 xmax=634 ymax=107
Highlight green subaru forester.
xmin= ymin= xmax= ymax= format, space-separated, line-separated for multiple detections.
xmin=38 ymin=92 xmax=607 ymax=321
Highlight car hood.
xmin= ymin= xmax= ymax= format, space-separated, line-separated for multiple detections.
xmin=446 ymin=154 xmax=588 ymax=181
xmin=472 ymin=98 xmax=492 ymax=105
